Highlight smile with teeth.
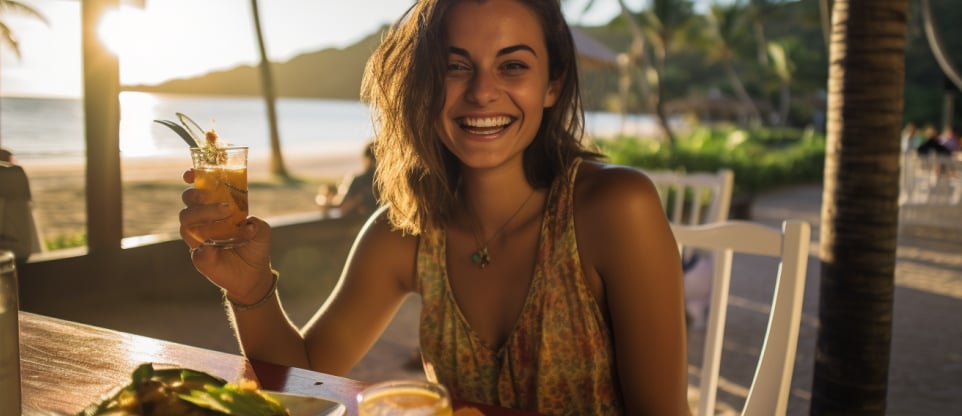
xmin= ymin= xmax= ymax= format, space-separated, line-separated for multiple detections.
xmin=459 ymin=116 xmax=514 ymax=135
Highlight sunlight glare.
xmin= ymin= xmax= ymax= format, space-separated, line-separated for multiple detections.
xmin=98 ymin=6 xmax=148 ymax=57
xmin=119 ymin=91 xmax=162 ymax=158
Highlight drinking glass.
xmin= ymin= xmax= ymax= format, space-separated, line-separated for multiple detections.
xmin=357 ymin=380 xmax=453 ymax=416
xmin=190 ymin=146 xmax=249 ymax=247
xmin=0 ymin=250 xmax=20 ymax=416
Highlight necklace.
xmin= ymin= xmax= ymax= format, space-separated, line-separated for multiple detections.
xmin=466 ymin=189 xmax=537 ymax=269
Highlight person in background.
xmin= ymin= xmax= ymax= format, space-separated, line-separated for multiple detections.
xmin=178 ymin=1 xmax=689 ymax=414
xmin=0 ymin=146 xmax=14 ymax=164
xmin=315 ymin=142 xmax=379 ymax=218
xmin=938 ymin=124 xmax=960 ymax=153
xmin=901 ymin=122 xmax=923 ymax=152
xmin=337 ymin=142 xmax=378 ymax=217
xmin=916 ymin=124 xmax=950 ymax=156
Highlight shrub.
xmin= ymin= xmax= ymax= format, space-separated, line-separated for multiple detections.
xmin=597 ymin=126 xmax=826 ymax=195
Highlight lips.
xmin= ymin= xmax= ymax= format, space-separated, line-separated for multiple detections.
xmin=459 ymin=116 xmax=514 ymax=135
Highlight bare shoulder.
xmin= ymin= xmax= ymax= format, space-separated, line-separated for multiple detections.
xmin=574 ymin=161 xmax=674 ymax=274
xmin=348 ymin=206 xmax=419 ymax=292
xmin=574 ymin=160 xmax=662 ymax=222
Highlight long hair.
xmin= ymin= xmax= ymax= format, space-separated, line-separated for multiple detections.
xmin=361 ymin=0 xmax=602 ymax=235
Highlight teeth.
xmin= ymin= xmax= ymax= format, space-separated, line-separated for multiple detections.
xmin=462 ymin=116 xmax=511 ymax=128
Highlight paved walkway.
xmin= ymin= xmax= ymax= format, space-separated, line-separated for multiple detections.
xmin=29 ymin=184 xmax=962 ymax=415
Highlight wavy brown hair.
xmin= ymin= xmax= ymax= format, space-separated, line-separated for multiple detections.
xmin=361 ymin=0 xmax=603 ymax=235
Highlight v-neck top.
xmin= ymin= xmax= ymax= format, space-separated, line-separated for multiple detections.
xmin=415 ymin=158 xmax=624 ymax=415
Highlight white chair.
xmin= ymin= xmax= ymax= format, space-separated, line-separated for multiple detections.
xmin=671 ymin=219 xmax=811 ymax=416
xmin=645 ymin=168 xmax=735 ymax=225
xmin=646 ymin=169 xmax=735 ymax=327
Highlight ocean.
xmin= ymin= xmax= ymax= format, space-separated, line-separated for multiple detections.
xmin=1 ymin=92 xmax=659 ymax=165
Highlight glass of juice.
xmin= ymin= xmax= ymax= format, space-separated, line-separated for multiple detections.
xmin=190 ymin=145 xmax=249 ymax=247
xmin=357 ymin=380 xmax=453 ymax=416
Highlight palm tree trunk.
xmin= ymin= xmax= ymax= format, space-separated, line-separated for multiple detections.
xmin=811 ymin=0 xmax=909 ymax=414
xmin=250 ymin=0 xmax=290 ymax=179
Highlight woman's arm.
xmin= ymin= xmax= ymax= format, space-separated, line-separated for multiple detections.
xmin=300 ymin=207 xmax=419 ymax=375
xmin=575 ymin=163 xmax=690 ymax=415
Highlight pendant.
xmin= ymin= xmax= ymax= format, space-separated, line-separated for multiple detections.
xmin=470 ymin=247 xmax=491 ymax=269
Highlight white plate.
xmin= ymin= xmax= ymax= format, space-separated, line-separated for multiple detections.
xmin=268 ymin=391 xmax=346 ymax=416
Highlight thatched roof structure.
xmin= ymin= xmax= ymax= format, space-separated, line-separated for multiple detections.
xmin=571 ymin=27 xmax=619 ymax=68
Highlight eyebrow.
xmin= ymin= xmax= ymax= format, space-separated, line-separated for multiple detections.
xmin=449 ymin=44 xmax=537 ymax=58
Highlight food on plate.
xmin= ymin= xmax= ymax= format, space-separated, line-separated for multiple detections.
xmin=78 ymin=363 xmax=290 ymax=416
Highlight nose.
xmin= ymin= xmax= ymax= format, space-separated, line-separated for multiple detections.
xmin=466 ymin=70 xmax=500 ymax=105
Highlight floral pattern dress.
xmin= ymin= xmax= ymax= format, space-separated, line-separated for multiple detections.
xmin=416 ymin=158 xmax=624 ymax=415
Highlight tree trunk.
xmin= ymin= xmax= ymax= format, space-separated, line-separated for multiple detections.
xmin=811 ymin=0 xmax=908 ymax=414
xmin=722 ymin=59 xmax=762 ymax=124
xmin=250 ymin=0 xmax=290 ymax=180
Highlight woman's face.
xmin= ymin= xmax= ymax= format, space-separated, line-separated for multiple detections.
xmin=436 ymin=0 xmax=560 ymax=171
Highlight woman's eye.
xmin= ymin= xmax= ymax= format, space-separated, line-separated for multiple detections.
xmin=447 ymin=61 xmax=470 ymax=72
xmin=502 ymin=61 xmax=529 ymax=73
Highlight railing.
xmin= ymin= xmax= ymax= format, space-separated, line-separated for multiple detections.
xmin=899 ymin=153 xmax=962 ymax=229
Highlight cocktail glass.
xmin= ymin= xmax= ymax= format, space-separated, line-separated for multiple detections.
xmin=189 ymin=145 xmax=249 ymax=247
xmin=357 ymin=380 xmax=453 ymax=416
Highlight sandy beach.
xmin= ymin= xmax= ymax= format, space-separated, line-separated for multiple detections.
xmin=21 ymin=151 xmax=364 ymax=245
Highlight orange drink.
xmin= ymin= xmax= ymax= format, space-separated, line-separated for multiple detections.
xmin=358 ymin=380 xmax=452 ymax=416
xmin=190 ymin=146 xmax=249 ymax=246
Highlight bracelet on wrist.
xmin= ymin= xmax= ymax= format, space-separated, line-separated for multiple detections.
xmin=225 ymin=270 xmax=279 ymax=311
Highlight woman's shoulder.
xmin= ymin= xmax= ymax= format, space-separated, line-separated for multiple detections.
xmin=575 ymin=160 xmax=660 ymax=204
xmin=573 ymin=160 xmax=664 ymax=228
xmin=350 ymin=206 xmax=420 ymax=289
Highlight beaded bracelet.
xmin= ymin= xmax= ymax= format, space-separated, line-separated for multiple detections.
xmin=225 ymin=270 xmax=279 ymax=311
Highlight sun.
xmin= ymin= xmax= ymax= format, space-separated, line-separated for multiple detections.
xmin=97 ymin=5 xmax=148 ymax=57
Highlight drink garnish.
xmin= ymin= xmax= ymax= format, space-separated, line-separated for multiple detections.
xmin=154 ymin=113 xmax=228 ymax=165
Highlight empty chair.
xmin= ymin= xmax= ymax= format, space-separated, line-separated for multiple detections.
xmin=645 ymin=168 xmax=734 ymax=225
xmin=671 ymin=219 xmax=811 ymax=416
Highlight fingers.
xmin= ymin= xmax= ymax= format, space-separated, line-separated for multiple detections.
xmin=182 ymin=169 xmax=195 ymax=183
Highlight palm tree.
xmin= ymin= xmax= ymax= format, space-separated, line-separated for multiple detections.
xmin=811 ymin=0 xmax=909 ymax=413
xmin=0 ymin=0 xmax=48 ymax=149
xmin=249 ymin=0 xmax=290 ymax=180
xmin=703 ymin=2 xmax=762 ymax=124
xmin=574 ymin=0 xmax=693 ymax=148
xmin=767 ymin=40 xmax=794 ymax=126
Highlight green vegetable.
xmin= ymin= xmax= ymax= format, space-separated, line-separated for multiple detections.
xmin=78 ymin=363 xmax=289 ymax=416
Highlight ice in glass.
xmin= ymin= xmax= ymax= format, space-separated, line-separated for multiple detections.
xmin=190 ymin=145 xmax=249 ymax=246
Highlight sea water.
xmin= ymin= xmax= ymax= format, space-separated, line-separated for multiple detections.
xmin=1 ymin=92 xmax=659 ymax=166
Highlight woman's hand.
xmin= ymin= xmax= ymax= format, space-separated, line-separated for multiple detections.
xmin=179 ymin=169 xmax=273 ymax=302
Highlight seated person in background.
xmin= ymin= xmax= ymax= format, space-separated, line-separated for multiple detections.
xmin=916 ymin=125 xmax=950 ymax=155
xmin=338 ymin=143 xmax=378 ymax=217
xmin=938 ymin=124 xmax=960 ymax=152
xmin=179 ymin=1 xmax=689 ymax=414
xmin=315 ymin=143 xmax=378 ymax=218
xmin=0 ymin=146 xmax=14 ymax=164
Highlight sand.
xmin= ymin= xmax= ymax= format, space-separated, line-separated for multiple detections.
xmin=20 ymin=151 xmax=364 ymax=244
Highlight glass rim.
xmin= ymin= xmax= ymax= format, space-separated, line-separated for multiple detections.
xmin=357 ymin=379 xmax=450 ymax=403
xmin=189 ymin=145 xmax=248 ymax=151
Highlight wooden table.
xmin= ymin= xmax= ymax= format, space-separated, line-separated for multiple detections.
xmin=18 ymin=311 xmax=539 ymax=415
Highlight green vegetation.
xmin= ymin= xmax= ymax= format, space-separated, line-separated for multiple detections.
xmin=46 ymin=230 xmax=86 ymax=251
xmin=597 ymin=126 xmax=825 ymax=195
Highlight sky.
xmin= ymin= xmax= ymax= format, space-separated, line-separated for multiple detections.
xmin=0 ymin=0 xmax=713 ymax=98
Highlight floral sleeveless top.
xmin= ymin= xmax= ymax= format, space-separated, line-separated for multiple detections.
xmin=416 ymin=158 xmax=624 ymax=415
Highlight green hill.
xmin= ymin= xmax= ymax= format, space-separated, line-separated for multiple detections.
xmin=124 ymin=27 xmax=385 ymax=101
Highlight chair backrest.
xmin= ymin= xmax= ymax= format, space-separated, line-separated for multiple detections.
xmin=645 ymin=168 xmax=734 ymax=225
xmin=0 ymin=162 xmax=45 ymax=259
xmin=671 ymin=219 xmax=811 ymax=416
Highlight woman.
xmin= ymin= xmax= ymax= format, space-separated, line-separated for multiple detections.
xmin=180 ymin=0 xmax=689 ymax=414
